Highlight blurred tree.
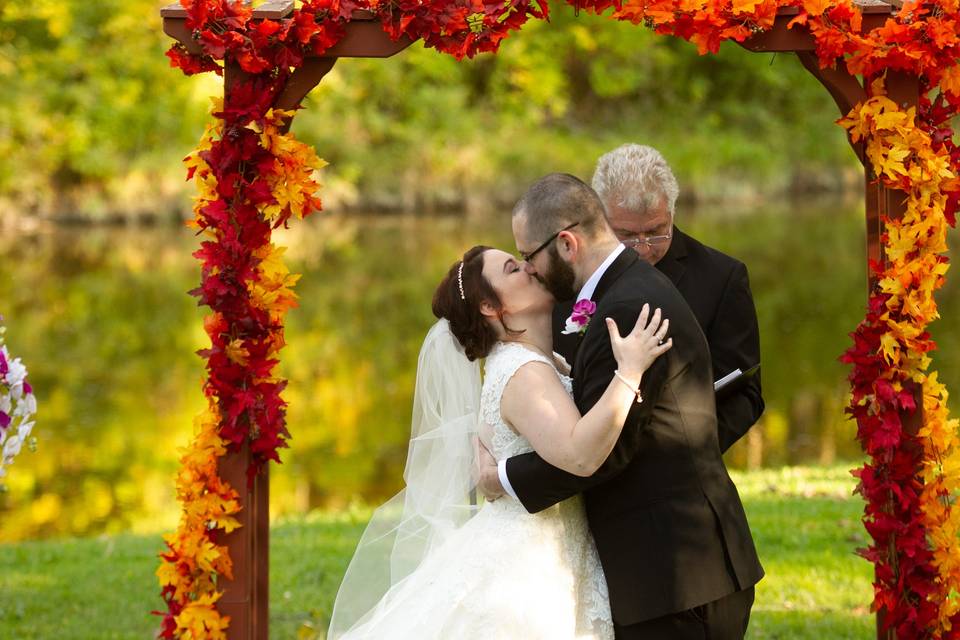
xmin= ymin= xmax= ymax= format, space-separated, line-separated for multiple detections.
xmin=0 ymin=1 xmax=856 ymax=220
xmin=0 ymin=0 xmax=215 ymax=218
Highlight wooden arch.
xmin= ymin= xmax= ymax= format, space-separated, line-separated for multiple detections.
xmin=160 ymin=2 xmax=914 ymax=637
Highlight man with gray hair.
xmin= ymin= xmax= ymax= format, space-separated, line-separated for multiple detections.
xmin=585 ymin=143 xmax=764 ymax=453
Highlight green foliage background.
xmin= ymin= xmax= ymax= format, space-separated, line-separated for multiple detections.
xmin=1 ymin=0 xmax=857 ymax=219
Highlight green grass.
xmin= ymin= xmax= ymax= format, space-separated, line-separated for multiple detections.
xmin=732 ymin=466 xmax=873 ymax=639
xmin=0 ymin=465 xmax=873 ymax=639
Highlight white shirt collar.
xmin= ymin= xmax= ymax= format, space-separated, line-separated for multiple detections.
xmin=575 ymin=243 xmax=626 ymax=302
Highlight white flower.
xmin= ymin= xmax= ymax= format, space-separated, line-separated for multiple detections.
xmin=3 ymin=434 xmax=22 ymax=461
xmin=13 ymin=393 xmax=36 ymax=418
xmin=561 ymin=318 xmax=582 ymax=335
xmin=5 ymin=358 xmax=27 ymax=389
xmin=560 ymin=298 xmax=596 ymax=335
xmin=0 ymin=320 xmax=38 ymax=484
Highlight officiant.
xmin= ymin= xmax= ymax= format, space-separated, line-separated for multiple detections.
xmin=555 ymin=144 xmax=764 ymax=452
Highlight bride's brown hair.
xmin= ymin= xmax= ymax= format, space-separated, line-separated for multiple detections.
xmin=432 ymin=245 xmax=521 ymax=361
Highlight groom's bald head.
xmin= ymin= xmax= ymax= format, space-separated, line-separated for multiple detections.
xmin=512 ymin=173 xmax=611 ymax=244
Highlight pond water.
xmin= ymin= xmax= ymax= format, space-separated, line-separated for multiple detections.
xmin=0 ymin=200 xmax=957 ymax=541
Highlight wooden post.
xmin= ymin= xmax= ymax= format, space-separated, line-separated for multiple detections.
xmin=869 ymin=71 xmax=920 ymax=286
xmin=216 ymin=443 xmax=269 ymax=638
xmin=868 ymin=69 xmax=921 ymax=640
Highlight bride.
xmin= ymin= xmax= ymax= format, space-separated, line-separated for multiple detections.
xmin=327 ymin=244 xmax=672 ymax=639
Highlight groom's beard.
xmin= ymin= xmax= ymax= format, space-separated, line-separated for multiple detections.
xmin=541 ymin=247 xmax=578 ymax=301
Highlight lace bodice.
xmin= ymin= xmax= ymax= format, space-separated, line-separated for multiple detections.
xmin=480 ymin=342 xmax=573 ymax=461
xmin=476 ymin=342 xmax=612 ymax=639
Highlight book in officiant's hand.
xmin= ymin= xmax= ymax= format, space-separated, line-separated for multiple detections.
xmin=714 ymin=363 xmax=760 ymax=394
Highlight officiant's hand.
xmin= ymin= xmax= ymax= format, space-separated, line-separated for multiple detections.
xmin=475 ymin=438 xmax=505 ymax=501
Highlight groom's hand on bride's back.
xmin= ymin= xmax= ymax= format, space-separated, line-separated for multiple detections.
xmin=475 ymin=438 xmax=505 ymax=501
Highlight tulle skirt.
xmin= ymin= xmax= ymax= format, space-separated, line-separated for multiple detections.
xmin=336 ymin=495 xmax=613 ymax=640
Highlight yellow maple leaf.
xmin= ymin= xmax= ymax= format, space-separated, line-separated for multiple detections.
xmin=224 ymin=339 xmax=250 ymax=366
xmin=176 ymin=593 xmax=230 ymax=640
xmin=879 ymin=333 xmax=901 ymax=364
xmin=940 ymin=64 xmax=960 ymax=99
xmin=156 ymin=559 xmax=180 ymax=587
xmin=194 ymin=539 xmax=223 ymax=573
xmin=213 ymin=514 xmax=242 ymax=534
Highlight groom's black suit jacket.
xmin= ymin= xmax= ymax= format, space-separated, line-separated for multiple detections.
xmin=556 ymin=226 xmax=764 ymax=452
xmin=505 ymin=249 xmax=764 ymax=626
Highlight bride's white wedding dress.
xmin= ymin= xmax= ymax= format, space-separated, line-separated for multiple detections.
xmin=336 ymin=341 xmax=614 ymax=639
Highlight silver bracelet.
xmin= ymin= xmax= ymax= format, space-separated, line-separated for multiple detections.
xmin=614 ymin=369 xmax=643 ymax=403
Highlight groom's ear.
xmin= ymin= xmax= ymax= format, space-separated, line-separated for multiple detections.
xmin=556 ymin=230 xmax=578 ymax=260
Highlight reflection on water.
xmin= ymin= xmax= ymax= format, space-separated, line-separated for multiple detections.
xmin=0 ymin=202 xmax=957 ymax=541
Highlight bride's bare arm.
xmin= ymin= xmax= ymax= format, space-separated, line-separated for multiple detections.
xmin=500 ymin=305 xmax=671 ymax=477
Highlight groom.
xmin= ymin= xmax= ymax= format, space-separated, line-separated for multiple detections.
xmin=478 ymin=173 xmax=763 ymax=639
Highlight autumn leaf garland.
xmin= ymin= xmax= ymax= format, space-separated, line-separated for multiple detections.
xmin=166 ymin=0 xmax=548 ymax=74
xmin=156 ymin=91 xmax=326 ymax=635
xmin=840 ymin=85 xmax=960 ymax=638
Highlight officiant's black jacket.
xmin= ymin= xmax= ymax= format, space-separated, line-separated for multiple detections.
xmin=555 ymin=227 xmax=764 ymax=452
xmin=660 ymin=227 xmax=764 ymax=451
xmin=507 ymin=249 xmax=764 ymax=626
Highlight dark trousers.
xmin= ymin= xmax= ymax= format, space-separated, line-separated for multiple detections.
xmin=614 ymin=586 xmax=755 ymax=640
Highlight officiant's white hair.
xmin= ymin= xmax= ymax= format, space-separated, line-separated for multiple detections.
xmin=592 ymin=144 xmax=679 ymax=216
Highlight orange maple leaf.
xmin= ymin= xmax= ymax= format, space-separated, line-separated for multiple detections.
xmin=940 ymin=64 xmax=960 ymax=99
xmin=788 ymin=12 xmax=808 ymax=29
xmin=802 ymin=0 xmax=831 ymax=17
xmin=731 ymin=0 xmax=762 ymax=14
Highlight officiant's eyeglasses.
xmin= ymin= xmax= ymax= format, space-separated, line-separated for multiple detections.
xmin=520 ymin=221 xmax=580 ymax=262
xmin=620 ymin=230 xmax=673 ymax=252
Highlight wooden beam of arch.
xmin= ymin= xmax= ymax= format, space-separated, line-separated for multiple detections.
xmin=161 ymin=5 xmax=413 ymax=59
xmin=162 ymin=5 xmax=413 ymax=129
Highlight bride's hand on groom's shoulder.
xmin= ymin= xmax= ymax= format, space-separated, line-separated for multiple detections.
xmin=473 ymin=437 xmax=505 ymax=501
xmin=606 ymin=303 xmax=673 ymax=382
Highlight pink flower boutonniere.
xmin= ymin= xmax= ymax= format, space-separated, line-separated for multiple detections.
xmin=562 ymin=299 xmax=597 ymax=335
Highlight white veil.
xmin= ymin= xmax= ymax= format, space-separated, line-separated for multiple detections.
xmin=327 ymin=319 xmax=483 ymax=638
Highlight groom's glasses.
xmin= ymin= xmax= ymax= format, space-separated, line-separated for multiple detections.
xmin=519 ymin=221 xmax=580 ymax=262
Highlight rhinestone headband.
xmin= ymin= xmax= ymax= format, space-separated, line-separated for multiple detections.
xmin=457 ymin=261 xmax=466 ymax=301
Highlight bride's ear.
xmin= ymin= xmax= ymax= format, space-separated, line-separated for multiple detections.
xmin=479 ymin=299 xmax=498 ymax=319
